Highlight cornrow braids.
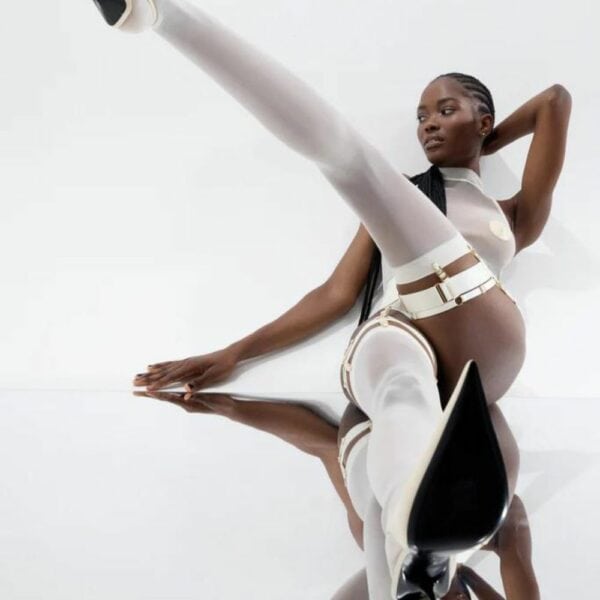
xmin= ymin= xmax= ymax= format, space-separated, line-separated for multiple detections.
xmin=434 ymin=72 xmax=495 ymax=124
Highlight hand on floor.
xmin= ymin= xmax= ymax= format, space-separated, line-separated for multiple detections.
xmin=132 ymin=348 xmax=240 ymax=394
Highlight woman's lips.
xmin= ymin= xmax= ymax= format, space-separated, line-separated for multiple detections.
xmin=425 ymin=139 xmax=445 ymax=150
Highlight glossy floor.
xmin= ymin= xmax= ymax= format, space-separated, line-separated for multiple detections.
xmin=0 ymin=390 xmax=598 ymax=598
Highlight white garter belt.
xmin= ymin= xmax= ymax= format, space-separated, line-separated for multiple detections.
xmin=338 ymin=421 xmax=372 ymax=483
xmin=340 ymin=312 xmax=438 ymax=409
xmin=391 ymin=233 xmax=517 ymax=320
xmin=339 ymin=236 xmax=517 ymax=407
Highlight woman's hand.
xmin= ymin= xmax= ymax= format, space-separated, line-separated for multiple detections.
xmin=133 ymin=348 xmax=240 ymax=394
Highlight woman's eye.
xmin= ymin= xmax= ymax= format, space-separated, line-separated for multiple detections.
xmin=417 ymin=108 xmax=454 ymax=122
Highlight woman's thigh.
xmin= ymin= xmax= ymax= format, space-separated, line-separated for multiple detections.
xmin=320 ymin=150 xmax=461 ymax=273
xmin=387 ymin=286 xmax=527 ymax=407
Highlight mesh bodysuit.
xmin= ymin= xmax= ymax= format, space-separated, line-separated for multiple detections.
xmin=374 ymin=166 xmax=516 ymax=313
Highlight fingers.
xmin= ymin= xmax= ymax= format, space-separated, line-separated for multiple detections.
xmin=133 ymin=361 xmax=175 ymax=382
xmin=133 ymin=390 xmax=213 ymax=414
xmin=145 ymin=364 xmax=188 ymax=390
xmin=134 ymin=362 xmax=188 ymax=390
xmin=183 ymin=367 xmax=215 ymax=399
xmin=134 ymin=389 xmax=179 ymax=402
xmin=148 ymin=362 xmax=173 ymax=370
xmin=133 ymin=368 xmax=166 ymax=387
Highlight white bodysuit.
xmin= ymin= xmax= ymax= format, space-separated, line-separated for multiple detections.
xmin=376 ymin=166 xmax=516 ymax=311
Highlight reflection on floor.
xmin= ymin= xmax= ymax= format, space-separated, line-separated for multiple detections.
xmin=0 ymin=390 xmax=598 ymax=599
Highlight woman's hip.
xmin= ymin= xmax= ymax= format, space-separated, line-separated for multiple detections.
xmin=406 ymin=285 xmax=527 ymax=405
xmin=340 ymin=283 xmax=525 ymax=408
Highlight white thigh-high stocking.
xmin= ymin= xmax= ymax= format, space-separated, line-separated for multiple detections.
xmin=344 ymin=437 xmax=394 ymax=600
xmin=346 ymin=325 xmax=441 ymax=574
xmin=107 ymin=0 xmax=469 ymax=285
xmin=343 ymin=415 xmax=481 ymax=599
xmin=363 ymin=495 xmax=394 ymax=600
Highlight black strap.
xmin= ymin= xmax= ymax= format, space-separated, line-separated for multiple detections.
xmin=358 ymin=244 xmax=382 ymax=324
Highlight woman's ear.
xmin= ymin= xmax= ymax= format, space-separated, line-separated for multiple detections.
xmin=479 ymin=113 xmax=494 ymax=137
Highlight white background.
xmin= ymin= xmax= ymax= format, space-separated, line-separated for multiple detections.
xmin=1 ymin=0 xmax=599 ymax=597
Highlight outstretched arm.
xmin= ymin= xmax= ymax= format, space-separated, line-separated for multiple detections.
xmin=135 ymin=222 xmax=375 ymax=393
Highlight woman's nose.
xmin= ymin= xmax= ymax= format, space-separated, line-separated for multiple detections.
xmin=424 ymin=118 xmax=440 ymax=131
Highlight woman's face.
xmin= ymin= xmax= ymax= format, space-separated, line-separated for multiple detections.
xmin=416 ymin=77 xmax=491 ymax=167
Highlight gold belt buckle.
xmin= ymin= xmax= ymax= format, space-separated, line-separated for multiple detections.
xmin=435 ymin=282 xmax=451 ymax=303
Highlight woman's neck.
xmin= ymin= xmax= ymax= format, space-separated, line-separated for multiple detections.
xmin=437 ymin=166 xmax=484 ymax=193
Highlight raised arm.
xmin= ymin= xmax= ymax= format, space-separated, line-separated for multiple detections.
xmin=484 ymin=84 xmax=572 ymax=255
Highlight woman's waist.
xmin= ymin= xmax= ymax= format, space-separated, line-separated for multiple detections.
xmin=378 ymin=266 xmax=518 ymax=322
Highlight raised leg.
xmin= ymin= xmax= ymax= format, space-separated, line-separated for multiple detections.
xmin=94 ymin=0 xmax=468 ymax=282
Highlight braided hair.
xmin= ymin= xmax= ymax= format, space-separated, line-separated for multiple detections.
xmin=433 ymin=72 xmax=495 ymax=126
xmin=357 ymin=73 xmax=495 ymax=325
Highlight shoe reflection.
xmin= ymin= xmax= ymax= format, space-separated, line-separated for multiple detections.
xmin=134 ymin=390 xmax=540 ymax=599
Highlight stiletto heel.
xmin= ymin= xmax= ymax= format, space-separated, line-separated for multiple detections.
xmin=389 ymin=359 xmax=509 ymax=599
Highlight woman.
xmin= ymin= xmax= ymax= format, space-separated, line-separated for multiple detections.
xmin=90 ymin=0 xmax=571 ymax=596
xmin=136 ymin=389 xmax=540 ymax=599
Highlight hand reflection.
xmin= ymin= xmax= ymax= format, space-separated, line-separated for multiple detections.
xmin=133 ymin=390 xmax=364 ymax=548
xmin=134 ymin=389 xmax=238 ymax=417
xmin=133 ymin=391 xmax=540 ymax=599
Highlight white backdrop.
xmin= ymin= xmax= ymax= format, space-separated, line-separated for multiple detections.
xmin=1 ymin=1 xmax=599 ymax=598
xmin=1 ymin=0 xmax=598 ymax=404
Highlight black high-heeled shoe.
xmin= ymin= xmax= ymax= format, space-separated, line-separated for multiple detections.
xmin=92 ymin=0 xmax=157 ymax=30
xmin=391 ymin=359 xmax=509 ymax=599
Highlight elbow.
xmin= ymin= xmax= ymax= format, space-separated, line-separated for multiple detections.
xmin=321 ymin=282 xmax=356 ymax=314
xmin=549 ymin=84 xmax=572 ymax=105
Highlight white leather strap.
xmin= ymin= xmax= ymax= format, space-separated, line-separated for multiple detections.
xmin=392 ymin=233 xmax=471 ymax=284
xmin=338 ymin=422 xmax=372 ymax=481
xmin=393 ymin=260 xmax=498 ymax=320
xmin=340 ymin=313 xmax=438 ymax=407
